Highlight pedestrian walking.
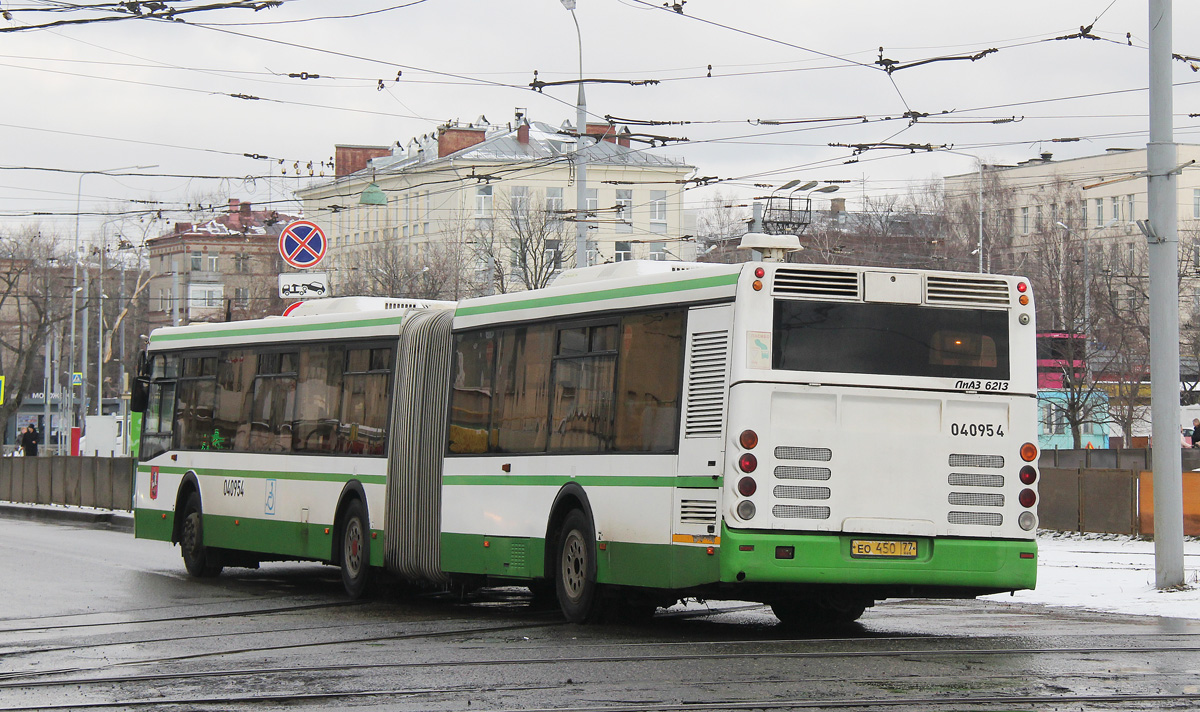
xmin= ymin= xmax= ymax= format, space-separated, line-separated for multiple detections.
xmin=19 ymin=425 xmax=39 ymax=457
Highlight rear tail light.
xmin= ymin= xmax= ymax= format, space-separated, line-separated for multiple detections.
xmin=739 ymin=429 xmax=759 ymax=449
xmin=737 ymin=476 xmax=757 ymax=497
xmin=1019 ymin=465 xmax=1037 ymax=485
xmin=738 ymin=453 xmax=757 ymax=473
xmin=1019 ymin=488 xmax=1037 ymax=508
xmin=736 ymin=500 xmax=756 ymax=520
xmin=1018 ymin=511 xmax=1037 ymax=531
xmin=1020 ymin=442 xmax=1038 ymax=462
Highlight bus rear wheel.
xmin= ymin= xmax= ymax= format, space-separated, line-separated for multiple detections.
xmin=180 ymin=493 xmax=222 ymax=578
xmin=771 ymin=596 xmax=868 ymax=628
xmin=555 ymin=510 xmax=602 ymax=623
xmin=339 ymin=499 xmax=371 ymax=599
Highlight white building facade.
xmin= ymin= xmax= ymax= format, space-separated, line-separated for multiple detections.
xmin=295 ymin=116 xmax=696 ymax=294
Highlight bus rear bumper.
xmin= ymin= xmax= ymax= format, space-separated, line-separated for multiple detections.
xmin=719 ymin=525 xmax=1037 ymax=593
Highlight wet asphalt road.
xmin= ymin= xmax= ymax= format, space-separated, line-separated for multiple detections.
xmin=1 ymin=514 xmax=1198 ymax=711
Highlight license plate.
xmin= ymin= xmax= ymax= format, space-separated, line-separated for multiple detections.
xmin=850 ymin=539 xmax=918 ymax=559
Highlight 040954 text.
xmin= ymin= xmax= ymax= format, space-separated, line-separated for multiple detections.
xmin=950 ymin=423 xmax=1004 ymax=437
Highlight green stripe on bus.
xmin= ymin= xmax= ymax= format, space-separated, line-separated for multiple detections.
xmin=442 ymin=474 xmax=717 ymax=488
xmin=439 ymin=532 xmax=720 ymax=589
xmin=134 ymin=507 xmax=174 ymax=542
xmin=139 ymin=464 xmax=386 ymax=486
xmin=454 ymin=273 xmax=740 ymax=317
xmin=149 ymin=314 xmax=408 ymax=343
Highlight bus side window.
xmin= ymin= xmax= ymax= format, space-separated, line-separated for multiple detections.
xmin=614 ymin=310 xmax=685 ymax=452
xmin=141 ymin=354 xmax=178 ymax=460
xmin=448 ymin=331 xmax=494 ymax=454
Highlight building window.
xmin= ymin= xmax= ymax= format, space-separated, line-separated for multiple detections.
xmin=1126 ymin=194 xmax=1135 ymax=223
xmin=1035 ymin=204 xmax=1043 ymax=231
xmin=1082 ymin=203 xmax=1088 ymax=229
xmin=585 ymin=188 xmax=598 ymax=213
xmin=545 ymin=239 xmax=562 ymax=271
xmin=1021 ymin=206 xmax=1030 ymax=234
xmin=616 ymin=189 xmax=633 ymax=233
xmin=1094 ymin=198 xmax=1103 ymax=226
xmin=234 ymin=253 xmax=250 ymax=274
xmin=190 ymin=252 xmax=202 ymax=271
xmin=510 ymin=186 xmax=529 ymax=214
xmin=649 ymin=242 xmax=666 ymax=260
xmin=1194 ymin=189 xmax=1200 ymax=219
xmin=1111 ymin=196 xmax=1121 ymax=224
xmin=234 ymin=287 xmax=249 ymax=307
xmin=475 ymin=185 xmax=493 ymax=230
xmin=1050 ymin=203 xmax=1059 ymax=224
xmin=546 ymin=187 xmax=564 ymax=226
xmin=614 ymin=241 xmax=632 ymax=262
xmin=649 ymin=190 xmax=667 ymax=234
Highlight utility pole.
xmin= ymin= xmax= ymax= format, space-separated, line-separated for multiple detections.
xmin=562 ymin=0 xmax=589 ymax=268
xmin=1147 ymin=0 xmax=1185 ymax=589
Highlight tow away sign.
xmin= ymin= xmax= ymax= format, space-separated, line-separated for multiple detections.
xmin=278 ymin=272 xmax=329 ymax=299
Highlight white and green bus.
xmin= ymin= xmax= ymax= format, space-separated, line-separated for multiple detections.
xmin=133 ymin=261 xmax=1040 ymax=623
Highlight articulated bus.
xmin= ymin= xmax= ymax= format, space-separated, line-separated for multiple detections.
xmin=132 ymin=261 xmax=1040 ymax=624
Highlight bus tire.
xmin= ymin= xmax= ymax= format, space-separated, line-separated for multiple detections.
xmin=180 ymin=493 xmax=222 ymax=578
xmin=339 ymin=498 xmax=371 ymax=599
xmin=555 ymin=509 xmax=602 ymax=624
xmin=771 ymin=596 xmax=867 ymax=628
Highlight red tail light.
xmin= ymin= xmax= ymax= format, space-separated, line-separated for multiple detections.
xmin=1019 ymin=488 xmax=1037 ymax=508
xmin=738 ymin=453 xmax=757 ymax=473
xmin=737 ymin=476 xmax=757 ymax=496
xmin=1019 ymin=465 xmax=1037 ymax=485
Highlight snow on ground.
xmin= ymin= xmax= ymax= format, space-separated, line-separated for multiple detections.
xmin=982 ymin=531 xmax=1200 ymax=620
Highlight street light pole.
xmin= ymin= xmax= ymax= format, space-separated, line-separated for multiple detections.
xmin=561 ymin=0 xmax=589 ymax=268
xmin=70 ymin=164 xmax=155 ymax=438
xmin=943 ymin=150 xmax=985 ymax=272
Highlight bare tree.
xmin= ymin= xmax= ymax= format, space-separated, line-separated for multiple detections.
xmin=694 ymin=192 xmax=750 ymax=264
xmin=473 ymin=191 xmax=574 ymax=293
xmin=0 ymin=228 xmax=70 ymax=433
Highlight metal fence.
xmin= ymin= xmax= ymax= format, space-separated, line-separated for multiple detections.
xmin=0 ymin=456 xmax=135 ymax=511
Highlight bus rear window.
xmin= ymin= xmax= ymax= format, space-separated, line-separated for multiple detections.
xmin=773 ymin=301 xmax=1009 ymax=380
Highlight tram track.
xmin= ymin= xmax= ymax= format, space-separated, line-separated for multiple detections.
xmin=0 ymin=686 xmax=1197 ymax=711
xmin=4 ymin=639 xmax=1198 ymax=688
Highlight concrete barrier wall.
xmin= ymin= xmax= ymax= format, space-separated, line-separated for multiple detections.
xmin=0 ymin=457 xmax=135 ymax=511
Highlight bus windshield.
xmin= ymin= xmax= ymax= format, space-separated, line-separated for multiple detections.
xmin=772 ymin=300 xmax=1010 ymax=380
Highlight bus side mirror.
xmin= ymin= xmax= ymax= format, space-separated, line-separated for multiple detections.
xmin=130 ymin=350 xmax=149 ymax=413
xmin=130 ymin=377 xmax=149 ymax=413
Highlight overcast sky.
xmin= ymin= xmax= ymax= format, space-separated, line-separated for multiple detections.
xmin=3 ymin=0 xmax=1198 ymax=249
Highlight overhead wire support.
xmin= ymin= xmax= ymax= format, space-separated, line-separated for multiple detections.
xmin=829 ymin=142 xmax=945 ymax=155
xmin=529 ymin=71 xmax=660 ymax=92
xmin=875 ymin=46 xmax=999 ymax=75
xmin=0 ymin=0 xmax=282 ymax=32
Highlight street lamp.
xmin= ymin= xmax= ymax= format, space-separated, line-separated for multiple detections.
xmin=943 ymin=150 xmax=985 ymax=272
xmin=1056 ymin=216 xmax=1119 ymax=332
xmin=561 ymin=0 xmax=589 ymax=268
xmin=69 ymin=164 xmax=156 ymax=438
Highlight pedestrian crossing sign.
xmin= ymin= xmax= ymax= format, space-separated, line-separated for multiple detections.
xmin=71 ymin=372 xmax=83 ymax=387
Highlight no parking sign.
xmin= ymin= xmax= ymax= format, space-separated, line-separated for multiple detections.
xmin=278 ymin=220 xmax=327 ymax=269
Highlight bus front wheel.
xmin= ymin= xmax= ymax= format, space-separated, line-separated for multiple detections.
xmin=339 ymin=499 xmax=371 ymax=599
xmin=555 ymin=510 xmax=602 ymax=623
xmin=180 ymin=493 xmax=222 ymax=578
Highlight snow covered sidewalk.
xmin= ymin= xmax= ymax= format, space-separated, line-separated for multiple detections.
xmin=983 ymin=531 xmax=1200 ymax=620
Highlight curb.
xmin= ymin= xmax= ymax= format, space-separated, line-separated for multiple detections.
xmin=0 ymin=503 xmax=134 ymax=533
